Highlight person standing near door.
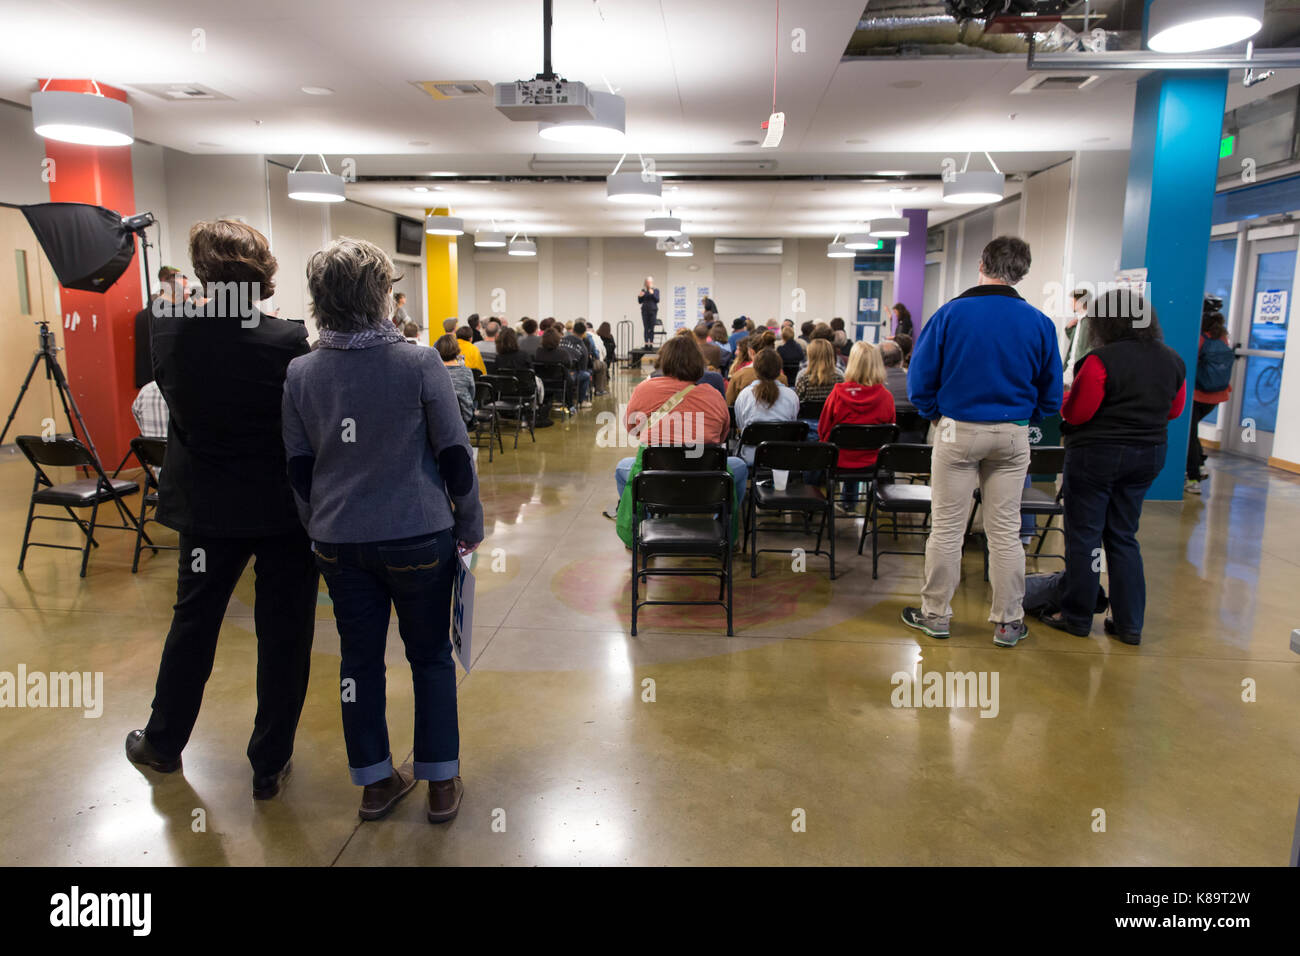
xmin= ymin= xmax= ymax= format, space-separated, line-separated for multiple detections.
xmin=1186 ymin=308 xmax=1233 ymax=495
xmin=638 ymin=276 xmax=660 ymax=348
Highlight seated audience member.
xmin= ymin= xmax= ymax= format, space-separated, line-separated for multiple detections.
xmin=581 ymin=320 xmax=608 ymax=396
xmin=493 ymin=327 xmax=546 ymax=419
xmin=596 ymin=321 xmax=617 ymax=366
xmin=132 ymin=379 xmax=169 ymax=439
xmin=467 ymin=313 xmax=483 ymax=342
xmin=613 ymin=335 xmax=747 ymax=497
xmin=696 ymin=323 xmax=724 ymax=371
xmin=1036 ymin=291 xmax=1184 ymax=645
xmin=435 ymin=334 xmax=475 ymax=425
xmin=126 ymin=219 xmax=315 ymax=801
xmin=561 ymin=320 xmax=594 ymax=407
xmin=727 ymin=317 xmax=749 ymax=353
xmin=283 ymin=238 xmax=481 ymax=823
xmin=777 ymin=325 xmax=805 ymax=366
xmin=518 ymin=317 xmax=542 ymax=358
xmin=734 ymin=349 xmax=800 ymax=465
xmin=402 ymin=321 xmax=421 ymax=345
xmin=880 ymin=340 xmax=912 ymax=412
xmin=799 ymin=320 xmax=815 ymax=345
xmin=454 ymin=325 xmax=487 ymax=375
xmin=830 ymin=317 xmax=848 ymax=350
xmin=793 ymin=339 xmax=843 ymax=438
xmin=818 ymin=341 xmax=896 ymax=506
xmin=725 ymin=332 xmax=786 ymax=405
xmin=478 ymin=319 xmax=500 ymax=358
xmin=651 ymin=330 xmax=727 ymax=399
xmin=893 ymin=332 xmax=914 ymax=369
xmin=538 ymin=317 xmax=555 ymax=333
xmin=534 ymin=326 xmax=576 ymax=412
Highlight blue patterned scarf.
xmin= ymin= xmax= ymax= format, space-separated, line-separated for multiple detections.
xmin=316 ymin=321 xmax=406 ymax=350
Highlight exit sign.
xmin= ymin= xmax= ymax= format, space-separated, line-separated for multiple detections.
xmin=1220 ymin=134 xmax=1235 ymax=159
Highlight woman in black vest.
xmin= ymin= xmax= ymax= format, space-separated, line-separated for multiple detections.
xmin=1040 ymin=290 xmax=1186 ymax=645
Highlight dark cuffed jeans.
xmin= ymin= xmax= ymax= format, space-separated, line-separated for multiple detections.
xmin=313 ymin=530 xmax=459 ymax=786
xmin=1060 ymin=442 xmax=1165 ymax=635
xmin=144 ymin=528 xmax=318 ymax=777
xmin=1186 ymin=401 xmax=1215 ymax=480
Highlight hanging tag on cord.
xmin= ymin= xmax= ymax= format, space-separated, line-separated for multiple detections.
xmin=761 ymin=111 xmax=785 ymax=148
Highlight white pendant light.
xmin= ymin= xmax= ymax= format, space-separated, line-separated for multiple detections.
xmin=507 ymin=233 xmax=537 ymax=256
xmin=869 ymin=217 xmax=910 ymax=238
xmin=424 ymin=214 xmax=465 ymax=236
xmin=1148 ymin=0 xmax=1263 ymax=53
xmin=827 ymin=242 xmax=854 ymax=258
xmin=664 ymin=236 xmax=693 ymax=257
xmin=843 ymin=232 xmax=877 ymax=250
xmin=606 ymin=171 xmax=662 ymax=205
xmin=474 ymin=230 xmax=507 ymax=248
xmin=942 ymin=152 xmax=1005 ymax=205
xmin=644 ymin=215 xmax=682 ymax=238
xmin=538 ymin=91 xmax=626 ymax=145
xmin=287 ymin=154 xmax=346 ymax=203
xmin=31 ymin=84 xmax=134 ymax=147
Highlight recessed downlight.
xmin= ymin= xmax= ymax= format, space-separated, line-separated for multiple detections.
xmin=301 ymin=86 xmax=335 ymax=95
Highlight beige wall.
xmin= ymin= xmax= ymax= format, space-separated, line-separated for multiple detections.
xmin=0 ymin=206 xmax=65 ymax=440
xmin=1020 ymin=161 xmax=1073 ymax=317
xmin=474 ymin=256 xmax=539 ymax=323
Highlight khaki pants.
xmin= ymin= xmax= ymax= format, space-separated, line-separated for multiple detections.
xmin=921 ymin=418 xmax=1030 ymax=625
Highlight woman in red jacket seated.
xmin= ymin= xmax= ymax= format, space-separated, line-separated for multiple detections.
xmin=818 ymin=341 xmax=896 ymax=508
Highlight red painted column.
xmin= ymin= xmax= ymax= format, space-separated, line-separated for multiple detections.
xmin=40 ymin=79 xmax=141 ymax=467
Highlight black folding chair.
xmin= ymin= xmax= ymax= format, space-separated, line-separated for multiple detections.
xmin=826 ymin=423 xmax=898 ymax=511
xmin=782 ymin=363 xmax=802 ymax=387
xmin=631 ymin=470 xmax=734 ymax=636
xmin=965 ymin=445 xmax=1067 ymax=580
xmin=126 ymin=436 xmax=178 ymax=572
xmin=471 ymin=380 xmax=504 ymax=462
xmin=641 ymin=443 xmax=729 ymax=472
xmin=895 ymin=407 xmax=929 ymax=444
xmin=865 ymin=443 xmax=933 ymax=579
xmin=797 ymin=400 xmax=825 ymax=422
xmin=510 ymin=369 xmax=540 ymax=431
xmin=487 ymin=373 xmax=535 ymax=448
xmin=734 ymin=421 xmax=808 ymax=542
xmin=15 ymin=435 xmax=143 ymax=578
xmin=748 ymin=440 xmax=839 ymax=579
xmin=535 ymin=364 xmax=573 ymax=419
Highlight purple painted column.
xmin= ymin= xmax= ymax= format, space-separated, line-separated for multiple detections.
xmin=892 ymin=208 xmax=928 ymax=334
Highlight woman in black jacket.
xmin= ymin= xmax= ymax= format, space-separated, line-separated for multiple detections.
xmin=492 ymin=327 xmax=531 ymax=372
xmin=596 ymin=321 xmax=617 ymax=366
xmin=1038 ymin=290 xmax=1186 ymax=645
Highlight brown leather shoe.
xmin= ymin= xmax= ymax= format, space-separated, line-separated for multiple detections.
xmin=359 ymin=764 xmax=416 ymax=821
xmin=427 ymin=776 xmax=463 ymax=824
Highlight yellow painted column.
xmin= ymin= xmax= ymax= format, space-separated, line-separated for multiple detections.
xmin=425 ymin=206 xmax=458 ymax=333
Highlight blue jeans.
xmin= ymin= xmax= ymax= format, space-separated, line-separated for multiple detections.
xmin=1059 ymin=442 xmax=1165 ymax=635
xmin=313 ymin=530 xmax=459 ymax=785
xmin=575 ymin=369 xmax=592 ymax=403
xmin=616 ymin=455 xmax=748 ymax=499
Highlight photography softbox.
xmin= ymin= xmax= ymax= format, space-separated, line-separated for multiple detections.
xmin=20 ymin=201 xmax=137 ymax=292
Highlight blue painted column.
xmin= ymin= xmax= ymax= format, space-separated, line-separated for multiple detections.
xmin=892 ymin=208 xmax=928 ymax=333
xmin=1120 ymin=65 xmax=1228 ymax=500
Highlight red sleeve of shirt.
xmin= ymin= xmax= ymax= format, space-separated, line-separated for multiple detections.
xmin=1169 ymin=379 xmax=1186 ymax=420
xmin=1061 ymin=354 xmax=1106 ymax=425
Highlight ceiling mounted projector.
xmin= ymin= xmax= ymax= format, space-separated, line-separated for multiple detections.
xmin=424 ymin=214 xmax=464 ymax=236
xmin=538 ymin=91 xmax=624 ymax=144
xmin=474 ymin=230 xmax=507 ymax=248
xmin=1148 ymin=0 xmax=1264 ymax=53
xmin=943 ymin=170 xmax=1005 ymax=205
xmin=644 ymin=216 xmax=682 ymax=238
xmin=826 ymin=242 xmax=854 ymax=258
xmin=607 ymin=171 xmax=662 ymax=204
xmin=31 ymin=88 xmax=134 ymax=146
xmin=869 ymin=217 xmax=910 ymax=238
xmin=287 ymin=170 xmax=346 ymax=203
xmin=494 ymin=0 xmax=597 ymax=123
xmin=664 ymin=236 xmax=693 ymax=257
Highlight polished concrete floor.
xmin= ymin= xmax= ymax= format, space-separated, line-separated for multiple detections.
xmin=1 ymin=366 xmax=1298 ymax=866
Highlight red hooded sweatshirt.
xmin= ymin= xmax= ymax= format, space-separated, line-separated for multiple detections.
xmin=818 ymin=382 xmax=896 ymax=469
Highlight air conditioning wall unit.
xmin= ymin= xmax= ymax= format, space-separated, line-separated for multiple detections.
xmin=713 ymin=238 xmax=784 ymax=256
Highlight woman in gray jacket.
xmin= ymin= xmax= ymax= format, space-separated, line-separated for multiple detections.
xmin=282 ymin=238 xmax=483 ymax=825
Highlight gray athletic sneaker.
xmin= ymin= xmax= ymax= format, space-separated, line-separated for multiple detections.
xmin=993 ymin=620 xmax=1029 ymax=647
xmin=901 ymin=606 xmax=950 ymax=639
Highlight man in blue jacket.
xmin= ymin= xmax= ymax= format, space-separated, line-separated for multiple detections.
xmin=902 ymin=236 xmax=1062 ymax=648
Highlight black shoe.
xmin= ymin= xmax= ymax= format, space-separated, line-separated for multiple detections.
xmin=1036 ymin=610 xmax=1091 ymax=637
xmin=252 ymin=759 xmax=292 ymax=800
xmin=1094 ymin=587 xmax=1110 ymax=615
xmin=124 ymin=729 xmax=182 ymax=773
xmin=1103 ymin=618 xmax=1141 ymax=645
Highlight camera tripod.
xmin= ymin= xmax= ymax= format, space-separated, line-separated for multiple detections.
xmin=0 ymin=319 xmax=99 ymax=461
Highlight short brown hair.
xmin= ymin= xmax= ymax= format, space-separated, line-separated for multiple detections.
xmin=189 ymin=219 xmax=277 ymax=298
xmin=434 ymin=334 xmax=461 ymax=362
xmin=497 ymin=327 xmax=519 ymax=354
xmin=657 ymin=334 xmax=704 ymax=383
xmin=541 ymin=327 xmax=562 ymax=350
xmin=306 ymin=237 xmax=396 ymax=332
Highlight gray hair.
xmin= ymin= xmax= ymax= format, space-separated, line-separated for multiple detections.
xmin=880 ymin=340 xmax=903 ymax=367
xmin=485 ymin=320 xmax=500 ymax=337
xmin=980 ymin=236 xmax=1032 ymax=285
xmin=306 ymin=237 xmax=397 ymax=332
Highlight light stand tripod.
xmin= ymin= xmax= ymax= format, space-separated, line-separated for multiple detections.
xmin=0 ymin=319 xmax=98 ymax=458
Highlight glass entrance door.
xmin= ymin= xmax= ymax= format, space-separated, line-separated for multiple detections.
xmin=1225 ymin=235 xmax=1294 ymax=459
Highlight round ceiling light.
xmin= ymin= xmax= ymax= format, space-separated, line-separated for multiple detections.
xmin=1148 ymin=0 xmax=1263 ymax=53
xmin=607 ymin=171 xmax=662 ymax=205
xmin=474 ymin=231 xmax=507 ymax=248
xmin=843 ymin=233 xmax=878 ymax=250
xmin=424 ymin=214 xmax=464 ymax=236
xmin=942 ymin=170 xmax=1005 ymax=205
xmin=287 ymin=170 xmax=346 ymax=203
xmin=31 ymin=89 xmax=134 ymax=146
xmin=827 ymin=242 xmax=855 ymax=258
xmin=507 ymin=238 xmax=537 ymax=257
xmin=644 ymin=216 xmax=682 ymax=238
xmin=538 ymin=91 xmax=625 ymax=145
xmin=869 ymin=217 xmax=910 ymax=238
